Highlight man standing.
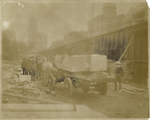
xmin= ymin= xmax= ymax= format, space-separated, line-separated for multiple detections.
xmin=115 ymin=61 xmax=123 ymax=91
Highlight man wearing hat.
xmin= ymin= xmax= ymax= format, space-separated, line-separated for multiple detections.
xmin=115 ymin=61 xmax=123 ymax=91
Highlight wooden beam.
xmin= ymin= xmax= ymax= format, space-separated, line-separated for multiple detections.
xmin=2 ymin=92 xmax=63 ymax=104
xmin=110 ymin=36 xmax=134 ymax=75
xmin=118 ymin=36 xmax=134 ymax=62
xmin=2 ymin=104 xmax=75 ymax=112
xmin=122 ymin=86 xmax=135 ymax=92
xmin=122 ymin=84 xmax=147 ymax=92
xmin=122 ymin=88 xmax=135 ymax=95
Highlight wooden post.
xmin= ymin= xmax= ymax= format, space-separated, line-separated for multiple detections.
xmin=118 ymin=36 xmax=134 ymax=62
xmin=110 ymin=36 xmax=134 ymax=75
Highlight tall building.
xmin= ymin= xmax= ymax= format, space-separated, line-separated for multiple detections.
xmin=101 ymin=3 xmax=119 ymax=33
xmin=28 ymin=16 xmax=47 ymax=49
xmin=28 ymin=16 xmax=38 ymax=48
xmin=88 ymin=3 xmax=124 ymax=37
xmin=36 ymin=32 xmax=48 ymax=49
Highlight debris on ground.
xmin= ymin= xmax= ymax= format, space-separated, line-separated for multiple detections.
xmin=2 ymin=62 xmax=59 ymax=104
xmin=2 ymin=61 xmax=149 ymax=118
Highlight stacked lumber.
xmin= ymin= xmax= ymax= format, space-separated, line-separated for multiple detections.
xmin=121 ymin=84 xmax=147 ymax=94
xmin=109 ymin=83 xmax=147 ymax=95
xmin=122 ymin=84 xmax=147 ymax=92
xmin=121 ymin=89 xmax=135 ymax=95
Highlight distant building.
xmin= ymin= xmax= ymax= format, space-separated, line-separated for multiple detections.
xmin=121 ymin=3 xmax=148 ymax=28
xmin=36 ymin=32 xmax=48 ymax=49
xmin=28 ymin=16 xmax=48 ymax=50
xmin=88 ymin=3 xmax=124 ymax=37
xmin=28 ymin=16 xmax=38 ymax=48
xmin=120 ymin=7 xmax=135 ymax=28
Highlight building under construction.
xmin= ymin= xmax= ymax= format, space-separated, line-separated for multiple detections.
xmin=38 ymin=3 xmax=148 ymax=84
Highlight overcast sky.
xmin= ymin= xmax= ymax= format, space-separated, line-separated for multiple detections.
xmin=2 ymin=1 xmax=140 ymax=47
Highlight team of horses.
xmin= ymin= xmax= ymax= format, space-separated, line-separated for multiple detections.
xmin=21 ymin=56 xmax=56 ymax=86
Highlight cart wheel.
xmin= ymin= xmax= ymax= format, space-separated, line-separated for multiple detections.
xmin=64 ymin=77 xmax=73 ymax=97
xmin=82 ymin=81 xmax=90 ymax=94
xmin=97 ymin=82 xmax=107 ymax=95
xmin=48 ymin=73 xmax=56 ymax=89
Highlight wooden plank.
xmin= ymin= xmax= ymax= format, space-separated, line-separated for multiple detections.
xmin=122 ymin=84 xmax=147 ymax=92
xmin=2 ymin=92 xmax=63 ymax=104
xmin=110 ymin=36 xmax=134 ymax=75
xmin=122 ymin=88 xmax=135 ymax=95
xmin=118 ymin=36 xmax=134 ymax=61
xmin=2 ymin=104 xmax=74 ymax=111
xmin=122 ymin=86 xmax=135 ymax=92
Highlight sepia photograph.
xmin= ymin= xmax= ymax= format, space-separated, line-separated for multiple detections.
xmin=1 ymin=0 xmax=149 ymax=119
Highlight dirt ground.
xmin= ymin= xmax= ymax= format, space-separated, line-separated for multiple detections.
xmin=2 ymin=61 xmax=149 ymax=118
xmin=53 ymin=82 xmax=149 ymax=118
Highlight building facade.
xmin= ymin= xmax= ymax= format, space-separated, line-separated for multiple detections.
xmin=28 ymin=16 xmax=38 ymax=48
xmin=120 ymin=3 xmax=148 ymax=28
xmin=28 ymin=16 xmax=48 ymax=49
xmin=88 ymin=3 xmax=124 ymax=37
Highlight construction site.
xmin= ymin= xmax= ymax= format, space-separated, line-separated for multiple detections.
xmin=2 ymin=1 xmax=149 ymax=119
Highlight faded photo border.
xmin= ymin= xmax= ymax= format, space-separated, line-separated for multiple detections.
xmin=0 ymin=0 xmax=149 ymax=119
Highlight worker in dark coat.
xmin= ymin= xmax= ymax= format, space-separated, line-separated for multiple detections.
xmin=115 ymin=61 xmax=123 ymax=91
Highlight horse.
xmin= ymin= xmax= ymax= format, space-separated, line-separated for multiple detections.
xmin=30 ymin=58 xmax=38 ymax=81
xmin=25 ymin=58 xmax=33 ymax=75
xmin=36 ymin=56 xmax=57 ymax=88
xmin=36 ymin=56 xmax=45 ymax=79
xmin=21 ymin=58 xmax=30 ymax=75
xmin=21 ymin=58 xmax=26 ymax=75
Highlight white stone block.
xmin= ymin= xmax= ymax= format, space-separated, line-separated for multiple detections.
xmin=55 ymin=54 xmax=107 ymax=72
xmin=19 ymin=75 xmax=31 ymax=82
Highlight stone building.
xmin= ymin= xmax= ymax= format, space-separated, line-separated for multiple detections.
xmin=88 ymin=3 xmax=124 ymax=37
xmin=120 ymin=3 xmax=148 ymax=28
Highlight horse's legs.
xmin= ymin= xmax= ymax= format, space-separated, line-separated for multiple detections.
xmin=35 ymin=70 xmax=37 ymax=81
xmin=37 ymin=71 xmax=39 ymax=79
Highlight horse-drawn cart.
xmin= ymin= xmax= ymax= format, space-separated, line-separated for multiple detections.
xmin=47 ymin=54 xmax=109 ymax=97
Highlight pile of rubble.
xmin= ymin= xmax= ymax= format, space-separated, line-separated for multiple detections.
xmin=2 ymin=62 xmax=58 ymax=104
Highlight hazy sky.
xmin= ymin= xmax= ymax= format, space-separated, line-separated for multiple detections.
xmin=2 ymin=1 xmax=140 ymax=47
